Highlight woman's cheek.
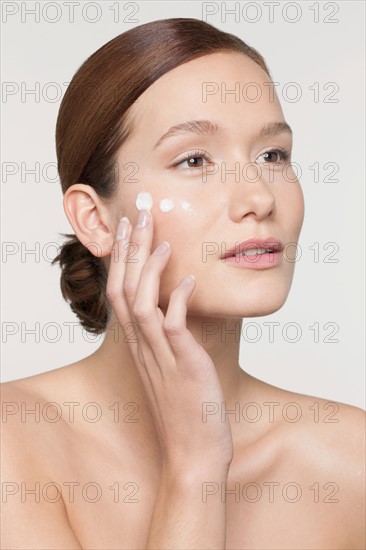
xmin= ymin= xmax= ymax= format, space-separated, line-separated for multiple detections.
xmin=134 ymin=191 xmax=197 ymax=245
xmin=134 ymin=191 xmax=202 ymax=276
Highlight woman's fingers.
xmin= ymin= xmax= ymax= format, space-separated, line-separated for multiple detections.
xmin=106 ymin=217 xmax=131 ymax=314
xmin=163 ymin=275 xmax=208 ymax=361
xmin=132 ymin=240 xmax=178 ymax=367
xmin=106 ymin=212 xmax=171 ymax=375
xmin=121 ymin=209 xmax=174 ymax=367
xmin=123 ymin=209 xmax=154 ymax=310
xmin=106 ymin=217 xmax=141 ymax=353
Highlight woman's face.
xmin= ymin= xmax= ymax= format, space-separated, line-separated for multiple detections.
xmin=114 ymin=51 xmax=304 ymax=318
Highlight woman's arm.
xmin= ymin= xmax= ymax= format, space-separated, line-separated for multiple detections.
xmin=145 ymin=466 xmax=229 ymax=549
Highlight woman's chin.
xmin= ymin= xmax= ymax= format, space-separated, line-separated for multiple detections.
xmin=240 ymin=288 xmax=291 ymax=317
xmin=242 ymin=299 xmax=287 ymax=318
xmin=176 ymin=296 xmax=288 ymax=320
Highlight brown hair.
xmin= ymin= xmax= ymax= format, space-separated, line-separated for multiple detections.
xmin=52 ymin=17 xmax=271 ymax=334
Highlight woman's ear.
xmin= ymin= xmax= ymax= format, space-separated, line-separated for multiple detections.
xmin=63 ymin=184 xmax=114 ymax=258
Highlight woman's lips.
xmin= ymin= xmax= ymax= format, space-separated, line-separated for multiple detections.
xmin=220 ymin=237 xmax=284 ymax=259
xmin=220 ymin=237 xmax=284 ymax=269
xmin=221 ymin=250 xmax=283 ymax=269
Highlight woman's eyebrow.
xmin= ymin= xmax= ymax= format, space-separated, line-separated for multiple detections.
xmin=153 ymin=120 xmax=292 ymax=150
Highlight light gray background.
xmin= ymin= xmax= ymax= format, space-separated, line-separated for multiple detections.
xmin=1 ymin=1 xmax=365 ymax=409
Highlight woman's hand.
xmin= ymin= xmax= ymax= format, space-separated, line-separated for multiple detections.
xmin=106 ymin=208 xmax=234 ymax=475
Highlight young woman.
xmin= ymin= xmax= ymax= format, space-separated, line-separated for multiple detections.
xmin=2 ymin=17 xmax=365 ymax=549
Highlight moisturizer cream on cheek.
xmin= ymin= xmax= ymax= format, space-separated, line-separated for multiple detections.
xmin=159 ymin=198 xmax=193 ymax=212
xmin=181 ymin=201 xmax=192 ymax=211
xmin=135 ymin=191 xmax=153 ymax=211
xmin=135 ymin=191 xmax=193 ymax=213
xmin=159 ymin=198 xmax=174 ymax=212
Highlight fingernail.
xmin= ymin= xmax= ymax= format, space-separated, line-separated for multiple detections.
xmin=116 ymin=216 xmax=130 ymax=240
xmin=180 ymin=274 xmax=195 ymax=285
xmin=153 ymin=241 xmax=170 ymax=255
xmin=137 ymin=209 xmax=150 ymax=228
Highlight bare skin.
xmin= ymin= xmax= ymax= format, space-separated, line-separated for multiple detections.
xmin=2 ymin=361 xmax=365 ymax=549
xmin=1 ymin=51 xmax=365 ymax=549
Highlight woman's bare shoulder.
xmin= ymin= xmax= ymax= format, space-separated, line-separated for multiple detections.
xmin=257 ymin=378 xmax=365 ymax=462
xmin=1 ymin=371 xmax=83 ymax=549
xmin=1 ymin=356 xmax=100 ymax=424
xmin=297 ymin=391 xmax=365 ymax=547
xmin=247 ymin=377 xmax=364 ymax=473
xmin=0 ymin=360 xmax=90 ymax=456
xmin=249 ymin=373 xmax=365 ymax=430
xmin=1 ymin=366 xmax=68 ymax=436
xmin=1 ymin=359 xmax=87 ymax=401
xmin=262 ymin=382 xmax=365 ymax=546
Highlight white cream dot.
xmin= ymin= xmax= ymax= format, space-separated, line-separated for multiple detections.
xmin=181 ymin=201 xmax=192 ymax=211
xmin=136 ymin=191 xmax=153 ymax=211
xmin=159 ymin=198 xmax=174 ymax=212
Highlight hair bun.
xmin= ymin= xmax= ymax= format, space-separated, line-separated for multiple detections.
xmin=52 ymin=234 xmax=110 ymax=334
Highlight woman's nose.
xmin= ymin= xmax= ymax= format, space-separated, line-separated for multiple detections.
xmin=226 ymin=163 xmax=276 ymax=222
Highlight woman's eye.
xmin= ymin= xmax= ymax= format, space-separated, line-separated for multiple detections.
xmin=173 ymin=150 xmax=212 ymax=170
xmin=257 ymin=148 xmax=290 ymax=164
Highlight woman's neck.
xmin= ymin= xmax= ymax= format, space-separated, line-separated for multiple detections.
xmin=91 ymin=314 xmax=248 ymax=405
xmin=79 ymin=314 xmax=266 ymax=455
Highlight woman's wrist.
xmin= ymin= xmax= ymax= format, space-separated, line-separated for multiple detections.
xmin=161 ymin=462 xmax=230 ymax=492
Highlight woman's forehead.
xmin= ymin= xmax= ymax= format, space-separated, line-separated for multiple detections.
xmin=124 ymin=52 xmax=281 ymax=143
xmin=134 ymin=51 xmax=270 ymax=108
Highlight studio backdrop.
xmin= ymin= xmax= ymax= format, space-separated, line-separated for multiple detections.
xmin=1 ymin=1 xmax=365 ymax=409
